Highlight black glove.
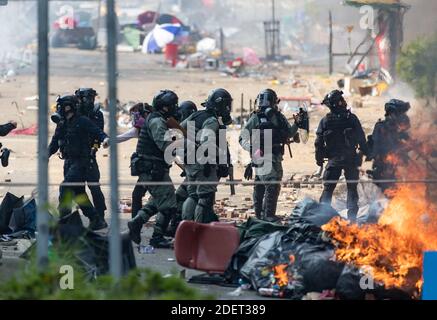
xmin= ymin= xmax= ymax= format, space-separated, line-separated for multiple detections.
xmin=217 ymin=164 xmax=229 ymax=178
xmin=244 ymin=163 xmax=253 ymax=180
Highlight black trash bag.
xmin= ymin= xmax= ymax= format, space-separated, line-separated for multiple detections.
xmin=238 ymin=217 xmax=288 ymax=242
xmin=295 ymin=243 xmax=345 ymax=293
xmin=291 ymin=198 xmax=339 ymax=227
xmin=76 ymin=231 xmax=136 ymax=278
xmin=284 ymin=218 xmax=326 ymax=243
xmin=335 ymin=265 xmax=367 ymax=300
xmin=224 ymin=236 xmax=260 ymax=284
xmin=0 ymin=192 xmax=24 ymax=234
xmin=53 ymin=214 xmax=136 ymax=279
xmin=8 ymin=198 xmax=36 ymax=235
xmin=240 ymin=231 xmax=284 ymax=283
xmin=56 ymin=210 xmax=87 ymax=243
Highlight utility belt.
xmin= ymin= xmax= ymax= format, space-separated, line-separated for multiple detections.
xmin=130 ymin=152 xmax=170 ymax=180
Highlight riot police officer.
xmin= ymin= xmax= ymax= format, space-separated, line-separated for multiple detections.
xmin=181 ymin=88 xmax=233 ymax=223
xmin=166 ymin=100 xmax=198 ymax=236
xmin=315 ymin=90 xmax=368 ymax=222
xmin=127 ymin=90 xmax=179 ymax=248
xmin=367 ymin=99 xmax=411 ymax=192
xmin=0 ymin=121 xmax=17 ymax=168
xmin=239 ymin=89 xmax=300 ymax=222
xmin=48 ymin=95 xmax=109 ymax=230
xmin=75 ymin=88 xmax=107 ymax=221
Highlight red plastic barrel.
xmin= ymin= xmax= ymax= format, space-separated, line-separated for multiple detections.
xmin=165 ymin=43 xmax=179 ymax=67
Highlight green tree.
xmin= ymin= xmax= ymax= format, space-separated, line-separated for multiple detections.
xmin=397 ymin=33 xmax=437 ymax=105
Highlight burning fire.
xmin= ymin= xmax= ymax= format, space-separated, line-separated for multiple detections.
xmin=273 ymin=264 xmax=289 ymax=287
xmin=322 ymin=107 xmax=437 ymax=295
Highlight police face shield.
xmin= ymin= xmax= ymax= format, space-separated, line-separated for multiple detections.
xmin=79 ymin=95 xmax=96 ymax=114
xmin=164 ymin=103 xmax=179 ymax=119
xmin=51 ymin=97 xmax=66 ymax=124
xmin=51 ymin=105 xmax=63 ymax=124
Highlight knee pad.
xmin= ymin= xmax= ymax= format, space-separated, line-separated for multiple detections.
xmin=198 ymin=193 xmax=214 ymax=208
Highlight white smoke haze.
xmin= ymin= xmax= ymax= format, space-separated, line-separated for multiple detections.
xmin=0 ymin=1 xmax=37 ymax=76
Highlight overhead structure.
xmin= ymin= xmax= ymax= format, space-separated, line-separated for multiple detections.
xmin=264 ymin=0 xmax=280 ymax=61
xmin=329 ymin=0 xmax=410 ymax=77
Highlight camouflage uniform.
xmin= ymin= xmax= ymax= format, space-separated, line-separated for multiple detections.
xmin=240 ymin=109 xmax=297 ymax=220
xmin=181 ymin=112 xmax=221 ymax=223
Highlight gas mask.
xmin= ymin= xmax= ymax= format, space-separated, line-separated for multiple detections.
xmin=219 ymin=102 xmax=233 ymax=125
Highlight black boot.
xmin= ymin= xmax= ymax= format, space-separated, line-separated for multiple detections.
xmin=165 ymin=212 xmax=181 ymax=238
xmin=149 ymin=236 xmax=173 ymax=249
xmin=89 ymin=215 xmax=108 ymax=231
xmin=127 ymin=214 xmax=145 ymax=244
xmin=1 ymin=148 xmax=10 ymax=167
xmin=150 ymin=210 xmax=173 ymax=248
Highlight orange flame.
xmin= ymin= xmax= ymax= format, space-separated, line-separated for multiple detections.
xmin=273 ymin=264 xmax=289 ymax=287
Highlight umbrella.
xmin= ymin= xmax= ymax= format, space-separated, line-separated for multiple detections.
xmin=142 ymin=23 xmax=182 ymax=53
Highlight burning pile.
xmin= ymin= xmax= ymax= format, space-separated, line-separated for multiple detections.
xmin=322 ymin=106 xmax=437 ymax=296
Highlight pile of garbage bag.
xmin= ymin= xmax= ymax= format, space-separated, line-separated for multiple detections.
xmin=225 ymin=198 xmax=411 ymax=300
xmin=0 ymin=192 xmax=36 ymax=241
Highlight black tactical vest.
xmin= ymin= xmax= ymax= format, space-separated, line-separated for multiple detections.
xmin=324 ymin=110 xmax=356 ymax=156
xmin=63 ymin=116 xmax=92 ymax=159
xmin=254 ymin=109 xmax=285 ymax=155
xmin=136 ymin=112 xmax=165 ymax=161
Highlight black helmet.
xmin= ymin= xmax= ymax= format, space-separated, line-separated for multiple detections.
xmin=53 ymin=95 xmax=78 ymax=121
xmin=56 ymin=94 xmax=78 ymax=109
xmin=75 ymin=88 xmax=97 ymax=99
xmin=203 ymin=88 xmax=233 ymax=125
xmin=385 ymin=99 xmax=410 ymax=116
xmin=75 ymin=88 xmax=97 ymax=115
xmin=256 ymin=88 xmax=279 ymax=109
xmin=152 ymin=90 xmax=179 ymax=118
xmin=177 ymin=101 xmax=197 ymax=122
xmin=322 ymin=90 xmax=347 ymax=111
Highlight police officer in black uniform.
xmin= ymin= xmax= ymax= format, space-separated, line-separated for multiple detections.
xmin=315 ymin=90 xmax=368 ymax=222
xmin=75 ymin=88 xmax=107 ymax=221
xmin=367 ymin=99 xmax=411 ymax=192
xmin=49 ymin=95 xmax=109 ymax=230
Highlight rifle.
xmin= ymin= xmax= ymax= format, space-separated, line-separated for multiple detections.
xmin=226 ymin=142 xmax=236 ymax=195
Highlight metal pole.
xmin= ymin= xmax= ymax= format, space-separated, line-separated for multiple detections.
xmin=271 ymin=0 xmax=275 ymax=59
xmin=37 ymin=0 xmax=49 ymax=271
xmin=219 ymin=27 xmax=224 ymax=60
xmin=240 ymin=93 xmax=244 ymax=121
xmin=106 ymin=0 xmax=121 ymax=280
xmin=95 ymin=0 xmax=102 ymax=46
xmin=329 ymin=11 xmax=333 ymax=75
